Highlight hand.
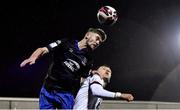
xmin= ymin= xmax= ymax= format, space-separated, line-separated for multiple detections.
xmin=120 ymin=93 xmax=134 ymax=102
xmin=20 ymin=57 xmax=36 ymax=67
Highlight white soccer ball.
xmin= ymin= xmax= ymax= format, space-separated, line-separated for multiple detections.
xmin=97 ymin=6 xmax=118 ymax=26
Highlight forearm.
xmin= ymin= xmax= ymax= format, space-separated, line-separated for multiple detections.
xmin=29 ymin=47 xmax=48 ymax=59
xmin=90 ymin=84 xmax=116 ymax=98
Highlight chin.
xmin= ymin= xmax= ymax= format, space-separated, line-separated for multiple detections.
xmin=89 ymin=48 xmax=94 ymax=51
xmin=92 ymin=48 xmax=96 ymax=50
xmin=91 ymin=46 xmax=96 ymax=50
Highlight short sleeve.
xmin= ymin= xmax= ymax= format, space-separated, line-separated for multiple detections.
xmin=46 ymin=38 xmax=67 ymax=52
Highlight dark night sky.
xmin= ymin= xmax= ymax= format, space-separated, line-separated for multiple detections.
xmin=1 ymin=0 xmax=180 ymax=102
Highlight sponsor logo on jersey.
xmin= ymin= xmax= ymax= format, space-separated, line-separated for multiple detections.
xmin=64 ymin=59 xmax=80 ymax=72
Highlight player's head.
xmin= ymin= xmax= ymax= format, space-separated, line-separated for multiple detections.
xmin=84 ymin=28 xmax=107 ymax=50
xmin=97 ymin=65 xmax=112 ymax=83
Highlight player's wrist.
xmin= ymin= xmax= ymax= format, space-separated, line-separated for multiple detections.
xmin=114 ymin=92 xmax=121 ymax=98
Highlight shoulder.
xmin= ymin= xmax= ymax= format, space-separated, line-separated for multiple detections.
xmin=53 ymin=38 xmax=73 ymax=45
xmin=90 ymin=74 xmax=103 ymax=84
xmin=60 ymin=38 xmax=78 ymax=47
xmin=45 ymin=38 xmax=69 ymax=51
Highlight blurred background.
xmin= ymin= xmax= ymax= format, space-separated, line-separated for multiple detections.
xmin=1 ymin=0 xmax=180 ymax=102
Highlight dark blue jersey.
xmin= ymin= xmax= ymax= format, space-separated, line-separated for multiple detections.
xmin=44 ymin=38 xmax=93 ymax=94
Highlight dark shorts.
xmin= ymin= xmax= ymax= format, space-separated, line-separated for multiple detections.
xmin=39 ymin=86 xmax=74 ymax=109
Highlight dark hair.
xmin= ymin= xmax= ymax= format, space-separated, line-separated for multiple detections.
xmin=87 ymin=28 xmax=107 ymax=42
xmin=93 ymin=64 xmax=111 ymax=70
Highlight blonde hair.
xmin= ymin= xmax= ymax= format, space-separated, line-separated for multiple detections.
xmin=87 ymin=28 xmax=107 ymax=42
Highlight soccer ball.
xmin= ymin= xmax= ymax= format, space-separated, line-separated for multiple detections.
xmin=97 ymin=6 xmax=118 ymax=26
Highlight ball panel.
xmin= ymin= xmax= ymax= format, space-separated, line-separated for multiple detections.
xmin=97 ymin=6 xmax=118 ymax=26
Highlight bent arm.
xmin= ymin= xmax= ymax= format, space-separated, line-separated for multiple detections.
xmin=20 ymin=47 xmax=49 ymax=67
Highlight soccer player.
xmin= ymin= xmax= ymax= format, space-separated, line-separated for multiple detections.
xmin=20 ymin=28 xmax=107 ymax=109
xmin=73 ymin=65 xmax=134 ymax=109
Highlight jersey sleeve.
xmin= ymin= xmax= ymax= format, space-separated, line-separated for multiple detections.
xmin=46 ymin=38 xmax=68 ymax=52
xmin=90 ymin=83 xmax=116 ymax=98
xmin=89 ymin=74 xmax=116 ymax=98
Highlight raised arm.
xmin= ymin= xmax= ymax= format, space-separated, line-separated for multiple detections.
xmin=20 ymin=47 xmax=49 ymax=67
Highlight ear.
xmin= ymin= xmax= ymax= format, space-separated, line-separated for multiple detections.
xmin=91 ymin=70 xmax=98 ymax=74
xmin=85 ymin=32 xmax=90 ymax=39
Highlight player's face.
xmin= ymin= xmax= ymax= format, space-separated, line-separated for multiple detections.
xmin=86 ymin=32 xmax=102 ymax=50
xmin=98 ymin=66 xmax=112 ymax=79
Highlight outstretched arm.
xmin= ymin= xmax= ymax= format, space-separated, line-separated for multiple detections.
xmin=90 ymin=84 xmax=134 ymax=101
xmin=90 ymin=83 xmax=115 ymax=98
xmin=20 ymin=47 xmax=49 ymax=67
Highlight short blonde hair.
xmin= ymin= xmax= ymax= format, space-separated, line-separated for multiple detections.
xmin=87 ymin=28 xmax=107 ymax=42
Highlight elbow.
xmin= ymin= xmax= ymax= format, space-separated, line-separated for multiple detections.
xmin=37 ymin=47 xmax=44 ymax=51
xmin=39 ymin=47 xmax=49 ymax=54
xmin=36 ymin=47 xmax=43 ymax=52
